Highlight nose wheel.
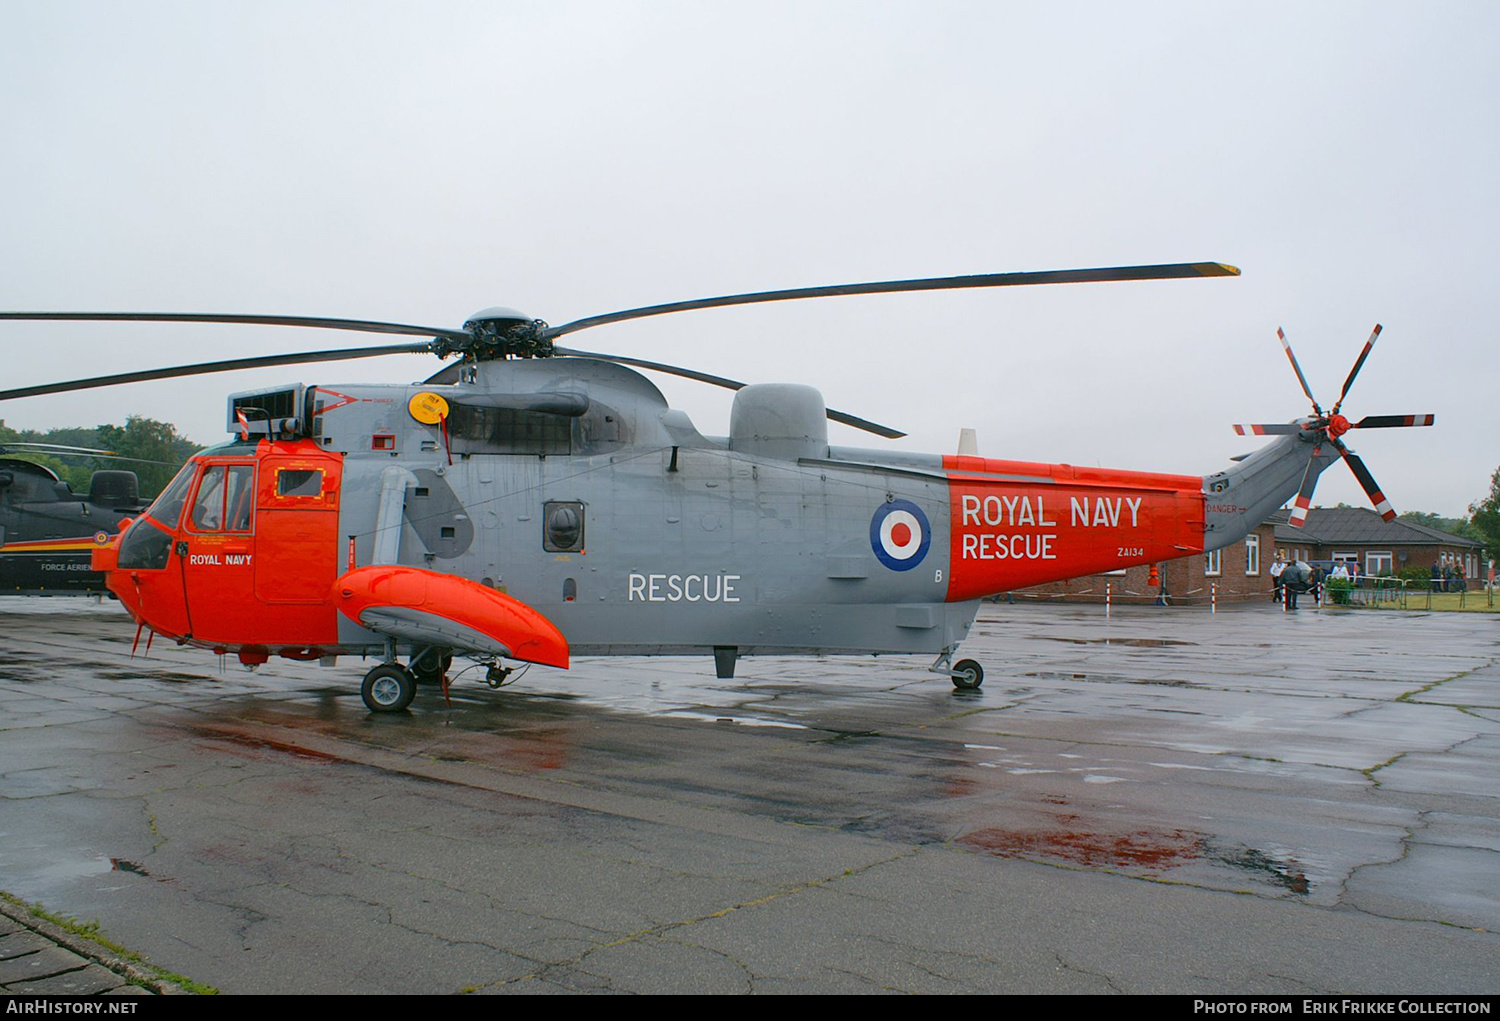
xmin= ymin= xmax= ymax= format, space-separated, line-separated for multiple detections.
xmin=361 ymin=663 xmax=417 ymax=713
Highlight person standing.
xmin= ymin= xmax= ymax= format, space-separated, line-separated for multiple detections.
xmin=1270 ymin=555 xmax=1287 ymax=604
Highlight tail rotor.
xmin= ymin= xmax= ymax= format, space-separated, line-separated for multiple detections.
xmin=1234 ymin=324 xmax=1431 ymax=527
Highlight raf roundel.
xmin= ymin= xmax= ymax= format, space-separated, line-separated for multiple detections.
xmin=870 ymin=499 xmax=931 ymax=571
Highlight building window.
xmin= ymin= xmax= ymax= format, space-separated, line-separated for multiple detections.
xmin=1244 ymin=534 xmax=1260 ymax=575
xmin=1205 ymin=549 xmax=1221 ymax=576
xmin=1366 ymin=551 xmax=1393 ymax=577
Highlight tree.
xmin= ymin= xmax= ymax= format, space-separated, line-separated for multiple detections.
xmin=1470 ymin=466 xmax=1500 ymax=556
xmin=2 ymin=416 xmax=198 ymax=498
xmin=95 ymin=416 xmax=199 ymax=497
xmin=1398 ymin=510 xmax=1482 ymax=542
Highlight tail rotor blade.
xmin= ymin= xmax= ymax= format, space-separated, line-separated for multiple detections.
xmin=1331 ymin=324 xmax=1382 ymax=415
xmin=1277 ymin=327 xmax=1323 ymax=415
xmin=1287 ymin=447 xmax=1321 ymax=528
xmin=1332 ymin=437 xmax=1396 ymax=520
xmin=1233 ymin=423 xmax=1307 ymax=436
xmin=1352 ymin=414 xmax=1435 ymax=429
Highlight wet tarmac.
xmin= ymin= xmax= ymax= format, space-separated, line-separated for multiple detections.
xmin=0 ymin=596 xmax=1496 ymax=994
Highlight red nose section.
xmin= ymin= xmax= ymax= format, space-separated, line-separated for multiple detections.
xmin=334 ymin=565 xmax=570 ymax=669
xmin=92 ymin=523 xmax=186 ymax=636
xmin=1326 ymin=413 xmax=1351 ymax=439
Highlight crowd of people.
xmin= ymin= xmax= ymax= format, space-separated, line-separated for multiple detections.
xmin=1268 ymin=554 xmax=1476 ymax=609
xmin=1430 ymin=561 xmax=1468 ymax=592
xmin=1269 ymin=556 xmax=1322 ymax=610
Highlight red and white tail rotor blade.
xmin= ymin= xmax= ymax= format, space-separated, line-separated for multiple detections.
xmin=1331 ymin=437 xmax=1396 ymax=521
xmin=1351 ymin=414 xmax=1435 ymax=429
xmin=1287 ymin=448 xmax=1322 ymax=528
xmin=1330 ymin=324 xmax=1381 ymax=415
xmin=1233 ymin=423 xmax=1306 ymax=436
xmin=1277 ymin=327 xmax=1324 ymax=416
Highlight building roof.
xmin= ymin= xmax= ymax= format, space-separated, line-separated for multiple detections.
xmin=1270 ymin=507 xmax=1482 ymax=548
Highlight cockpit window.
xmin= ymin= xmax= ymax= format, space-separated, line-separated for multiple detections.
xmin=190 ymin=465 xmax=254 ymax=532
xmin=143 ymin=462 xmax=198 ymax=528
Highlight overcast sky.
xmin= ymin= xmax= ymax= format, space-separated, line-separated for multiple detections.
xmin=2 ymin=1 xmax=1495 ymax=516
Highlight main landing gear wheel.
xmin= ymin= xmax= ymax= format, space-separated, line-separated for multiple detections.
xmin=951 ymin=659 xmax=984 ymax=691
xmin=362 ymin=664 xmax=417 ymax=713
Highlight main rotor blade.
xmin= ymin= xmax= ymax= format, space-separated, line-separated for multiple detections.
xmin=541 ymin=262 xmax=1240 ymax=339
xmin=0 ymin=343 xmax=433 ymax=401
xmin=1287 ymin=447 xmax=1321 ymax=528
xmin=0 ymin=441 xmax=124 ymax=455
xmin=1331 ymin=324 xmax=1382 ymax=415
xmin=554 ymin=346 xmax=906 ymax=439
xmin=0 ymin=312 xmax=470 ymax=343
xmin=1352 ymin=414 xmax=1435 ymax=429
xmin=1276 ymin=327 xmax=1322 ymax=416
xmin=0 ymin=446 xmax=179 ymax=467
xmin=1331 ymin=436 xmax=1396 ymax=520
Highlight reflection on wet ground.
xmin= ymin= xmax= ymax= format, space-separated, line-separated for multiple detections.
xmin=1 ymin=597 xmax=1496 ymax=993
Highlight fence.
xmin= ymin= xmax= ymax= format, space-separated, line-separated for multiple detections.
xmin=1005 ymin=576 xmax=1496 ymax=613
xmin=1332 ymin=576 xmax=1496 ymax=611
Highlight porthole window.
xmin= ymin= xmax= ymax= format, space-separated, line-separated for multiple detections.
xmin=543 ymin=501 xmax=585 ymax=552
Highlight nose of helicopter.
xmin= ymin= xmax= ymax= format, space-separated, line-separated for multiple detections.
xmin=91 ymin=526 xmax=148 ymax=626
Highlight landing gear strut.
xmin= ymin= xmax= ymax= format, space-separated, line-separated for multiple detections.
xmin=361 ymin=663 xmax=417 ymax=712
xmin=930 ymin=648 xmax=985 ymax=691
xmin=410 ymin=647 xmax=453 ymax=686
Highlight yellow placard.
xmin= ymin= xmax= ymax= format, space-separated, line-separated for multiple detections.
xmin=408 ymin=391 xmax=450 ymax=425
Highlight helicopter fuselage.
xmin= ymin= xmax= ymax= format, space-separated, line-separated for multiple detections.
xmin=93 ymin=356 xmax=1322 ymax=675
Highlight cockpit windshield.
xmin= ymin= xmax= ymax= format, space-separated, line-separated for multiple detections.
xmin=142 ymin=461 xmax=198 ymax=528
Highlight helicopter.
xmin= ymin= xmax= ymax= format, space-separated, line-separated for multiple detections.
xmin=0 ymin=262 xmax=1433 ymax=712
xmin=0 ymin=443 xmax=155 ymax=594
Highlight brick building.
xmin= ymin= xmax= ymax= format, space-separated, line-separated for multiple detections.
xmin=1271 ymin=507 xmax=1486 ymax=583
xmin=1014 ymin=508 xmax=1488 ymax=605
xmin=1017 ymin=519 xmax=1278 ymax=606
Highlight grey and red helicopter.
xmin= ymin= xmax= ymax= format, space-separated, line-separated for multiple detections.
xmin=0 ymin=262 xmax=1432 ymax=711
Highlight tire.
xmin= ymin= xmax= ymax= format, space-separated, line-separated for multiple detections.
xmin=361 ymin=664 xmax=416 ymax=713
xmin=951 ymin=658 xmax=984 ymax=690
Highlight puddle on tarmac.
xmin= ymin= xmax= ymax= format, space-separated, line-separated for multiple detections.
xmin=110 ymin=857 xmax=151 ymax=876
xmin=34 ymin=853 xmax=156 ymax=883
xmin=97 ymin=670 xmax=213 ymax=683
xmin=1208 ymin=843 xmax=1311 ymax=894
